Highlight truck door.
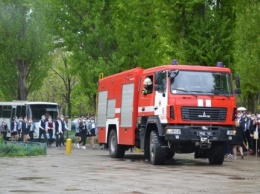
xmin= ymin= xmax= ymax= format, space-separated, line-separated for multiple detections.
xmin=154 ymin=70 xmax=168 ymax=123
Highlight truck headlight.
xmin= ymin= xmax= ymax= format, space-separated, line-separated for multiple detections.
xmin=227 ymin=130 xmax=236 ymax=135
xmin=166 ymin=129 xmax=181 ymax=135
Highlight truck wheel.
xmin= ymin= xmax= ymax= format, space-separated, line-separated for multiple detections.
xmin=109 ymin=129 xmax=125 ymax=158
xmin=150 ymin=130 xmax=166 ymax=165
xmin=208 ymin=143 xmax=224 ymax=165
xmin=144 ymin=147 xmax=150 ymax=160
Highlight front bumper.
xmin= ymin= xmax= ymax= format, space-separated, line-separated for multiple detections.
xmin=165 ymin=125 xmax=235 ymax=142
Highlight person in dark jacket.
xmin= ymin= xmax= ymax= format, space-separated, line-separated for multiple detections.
xmin=232 ymin=112 xmax=245 ymax=159
xmin=28 ymin=118 xmax=34 ymax=141
xmin=55 ymin=115 xmax=61 ymax=147
xmin=21 ymin=117 xmax=29 ymax=142
xmin=38 ymin=115 xmax=47 ymax=144
xmin=78 ymin=118 xmax=87 ymax=149
xmin=47 ymin=116 xmax=54 ymax=147
xmin=0 ymin=119 xmax=8 ymax=141
xmin=11 ymin=117 xmax=18 ymax=141
xmin=142 ymin=77 xmax=153 ymax=95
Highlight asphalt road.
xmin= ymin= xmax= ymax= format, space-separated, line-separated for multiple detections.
xmin=0 ymin=145 xmax=260 ymax=194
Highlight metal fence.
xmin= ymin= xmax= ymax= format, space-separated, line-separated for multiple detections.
xmin=0 ymin=141 xmax=47 ymax=157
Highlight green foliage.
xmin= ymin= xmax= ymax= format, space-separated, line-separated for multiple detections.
xmin=0 ymin=0 xmax=259 ymax=113
xmin=0 ymin=0 xmax=54 ymax=100
xmin=36 ymin=0 xmax=244 ymax=114
xmin=233 ymin=0 xmax=260 ymax=111
xmin=0 ymin=142 xmax=46 ymax=157
xmin=169 ymin=0 xmax=235 ymax=66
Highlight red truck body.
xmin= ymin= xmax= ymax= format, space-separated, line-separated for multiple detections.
xmin=97 ymin=63 xmax=238 ymax=165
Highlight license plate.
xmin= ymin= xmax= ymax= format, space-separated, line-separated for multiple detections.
xmin=197 ymin=131 xmax=212 ymax=136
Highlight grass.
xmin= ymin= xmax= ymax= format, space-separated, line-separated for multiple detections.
xmin=0 ymin=136 xmax=46 ymax=157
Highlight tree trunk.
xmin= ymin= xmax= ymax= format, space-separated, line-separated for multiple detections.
xmin=17 ymin=59 xmax=28 ymax=100
xmin=247 ymin=93 xmax=256 ymax=113
xmin=16 ymin=5 xmax=28 ymax=100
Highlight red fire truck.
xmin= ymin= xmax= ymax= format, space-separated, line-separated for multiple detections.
xmin=97 ymin=61 xmax=241 ymax=165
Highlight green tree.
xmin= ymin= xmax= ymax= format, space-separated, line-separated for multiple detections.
xmin=233 ymin=0 xmax=260 ymax=112
xmin=51 ymin=49 xmax=77 ymax=118
xmin=0 ymin=0 xmax=53 ymax=100
xmin=29 ymin=48 xmax=78 ymax=118
xmin=40 ymin=0 xmax=242 ymax=115
xmin=167 ymin=0 xmax=235 ymax=66
xmin=45 ymin=0 xmax=177 ymax=113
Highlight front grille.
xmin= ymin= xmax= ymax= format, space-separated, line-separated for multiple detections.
xmin=181 ymin=107 xmax=227 ymax=121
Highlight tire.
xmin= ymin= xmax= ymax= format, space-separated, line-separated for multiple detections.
xmin=144 ymin=147 xmax=150 ymax=160
xmin=108 ymin=129 xmax=125 ymax=158
xmin=149 ymin=130 xmax=166 ymax=165
xmin=208 ymin=143 xmax=225 ymax=165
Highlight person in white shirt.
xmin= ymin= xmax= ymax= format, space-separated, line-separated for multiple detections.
xmin=59 ymin=115 xmax=67 ymax=147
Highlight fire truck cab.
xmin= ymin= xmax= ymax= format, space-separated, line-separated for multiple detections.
xmin=97 ymin=62 xmax=240 ymax=165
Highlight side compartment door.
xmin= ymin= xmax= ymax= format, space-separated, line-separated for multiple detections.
xmin=97 ymin=91 xmax=108 ymax=144
xmin=119 ymin=83 xmax=135 ymax=145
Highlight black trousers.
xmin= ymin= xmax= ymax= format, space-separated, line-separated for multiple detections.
xmin=48 ymin=129 xmax=54 ymax=145
xmin=38 ymin=129 xmax=47 ymax=143
xmin=55 ymin=132 xmax=64 ymax=147
xmin=29 ymin=131 xmax=34 ymax=141
xmin=244 ymin=130 xmax=253 ymax=149
xmin=79 ymin=130 xmax=87 ymax=146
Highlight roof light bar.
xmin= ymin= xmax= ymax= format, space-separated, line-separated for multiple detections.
xmin=172 ymin=59 xmax=178 ymax=65
xmin=216 ymin=62 xmax=223 ymax=67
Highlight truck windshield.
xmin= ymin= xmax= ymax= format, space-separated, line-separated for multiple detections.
xmin=170 ymin=71 xmax=233 ymax=96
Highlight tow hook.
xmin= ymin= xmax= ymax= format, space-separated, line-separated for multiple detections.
xmin=200 ymin=136 xmax=211 ymax=149
xmin=168 ymin=141 xmax=171 ymax=148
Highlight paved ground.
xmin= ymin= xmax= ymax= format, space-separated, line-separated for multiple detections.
xmin=0 ymin=144 xmax=260 ymax=194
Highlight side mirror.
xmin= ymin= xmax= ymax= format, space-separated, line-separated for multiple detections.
xmin=155 ymin=71 xmax=166 ymax=85
xmin=235 ymin=88 xmax=241 ymax=95
xmin=155 ymin=72 xmax=161 ymax=85
xmin=169 ymin=70 xmax=179 ymax=78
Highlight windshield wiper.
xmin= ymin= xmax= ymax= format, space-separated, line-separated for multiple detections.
xmin=210 ymin=90 xmax=231 ymax=98
xmin=172 ymin=88 xmax=197 ymax=97
xmin=172 ymin=88 xmax=188 ymax=92
xmin=188 ymin=90 xmax=215 ymax=98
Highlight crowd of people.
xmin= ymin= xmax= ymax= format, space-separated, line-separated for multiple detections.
xmin=226 ymin=110 xmax=260 ymax=159
xmin=0 ymin=115 xmax=69 ymax=146
xmin=0 ymin=117 xmax=34 ymax=142
xmin=38 ymin=114 xmax=68 ymax=147
xmin=0 ymin=114 xmax=97 ymax=150
xmin=73 ymin=116 xmax=96 ymax=149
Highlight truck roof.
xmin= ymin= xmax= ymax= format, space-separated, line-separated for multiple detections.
xmin=142 ymin=64 xmax=231 ymax=74
xmin=99 ymin=67 xmax=143 ymax=81
xmin=99 ymin=64 xmax=231 ymax=83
